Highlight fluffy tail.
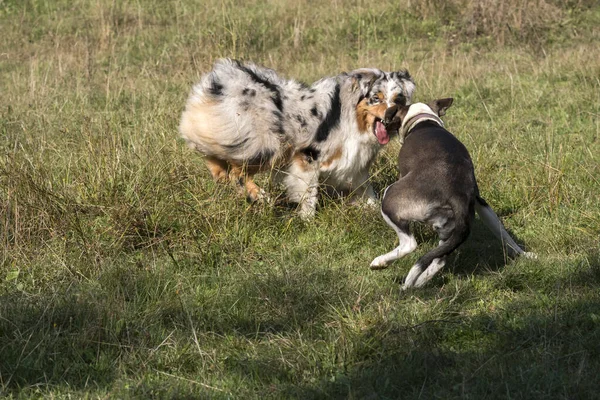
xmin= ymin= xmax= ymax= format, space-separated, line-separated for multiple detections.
xmin=475 ymin=196 xmax=532 ymax=258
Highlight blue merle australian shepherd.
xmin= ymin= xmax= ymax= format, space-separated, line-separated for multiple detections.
xmin=179 ymin=59 xmax=415 ymax=218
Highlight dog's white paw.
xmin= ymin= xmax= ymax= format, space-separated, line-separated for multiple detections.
xmin=370 ymin=256 xmax=388 ymax=270
xmin=258 ymin=189 xmax=273 ymax=204
xmin=522 ymin=251 xmax=538 ymax=259
xmin=365 ymin=196 xmax=378 ymax=207
xmin=297 ymin=206 xmax=316 ymax=220
xmin=247 ymin=187 xmax=271 ymax=204
xmin=348 ymin=195 xmax=379 ymax=210
xmin=360 ymin=198 xmax=379 ymax=210
xmin=255 ymin=188 xmax=269 ymax=201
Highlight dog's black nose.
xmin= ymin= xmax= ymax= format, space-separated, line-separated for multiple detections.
xmin=384 ymin=105 xmax=399 ymax=126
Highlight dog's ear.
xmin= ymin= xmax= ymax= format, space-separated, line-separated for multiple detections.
xmin=349 ymin=68 xmax=383 ymax=96
xmin=428 ymin=98 xmax=454 ymax=117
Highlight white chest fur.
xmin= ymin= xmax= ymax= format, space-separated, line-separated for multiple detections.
xmin=319 ymin=134 xmax=379 ymax=189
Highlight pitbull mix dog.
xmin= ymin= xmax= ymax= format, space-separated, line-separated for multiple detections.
xmin=179 ymin=59 xmax=415 ymax=219
xmin=370 ymin=98 xmax=535 ymax=289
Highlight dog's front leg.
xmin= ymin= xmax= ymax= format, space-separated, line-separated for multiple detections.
xmin=370 ymin=237 xmax=417 ymax=269
xmin=370 ymin=213 xmax=417 ymax=269
xmin=284 ymin=156 xmax=320 ymax=219
xmin=348 ymin=172 xmax=378 ymax=207
xmin=360 ymin=183 xmax=378 ymax=207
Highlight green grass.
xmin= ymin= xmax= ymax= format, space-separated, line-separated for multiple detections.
xmin=1 ymin=0 xmax=600 ymax=398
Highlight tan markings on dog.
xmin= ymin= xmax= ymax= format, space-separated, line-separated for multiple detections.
xmin=228 ymin=163 xmax=244 ymax=185
xmin=371 ymin=103 xmax=387 ymax=119
xmin=355 ymin=99 xmax=388 ymax=133
xmin=205 ymin=156 xmax=229 ymax=182
xmin=244 ymin=178 xmax=263 ymax=202
xmin=227 ymin=162 xmax=265 ymax=202
xmin=355 ymin=99 xmax=370 ymax=132
xmin=291 ymin=152 xmax=313 ymax=172
xmin=321 ymin=147 xmax=343 ymax=168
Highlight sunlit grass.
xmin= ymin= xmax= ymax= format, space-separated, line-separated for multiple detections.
xmin=1 ymin=0 xmax=599 ymax=398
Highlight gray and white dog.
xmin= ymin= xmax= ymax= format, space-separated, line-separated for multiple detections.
xmin=179 ymin=59 xmax=415 ymax=218
xmin=370 ymin=98 xmax=535 ymax=289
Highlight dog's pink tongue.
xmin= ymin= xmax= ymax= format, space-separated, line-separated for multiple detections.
xmin=375 ymin=120 xmax=390 ymax=145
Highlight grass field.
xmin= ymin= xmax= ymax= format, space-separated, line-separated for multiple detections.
xmin=1 ymin=0 xmax=600 ymax=398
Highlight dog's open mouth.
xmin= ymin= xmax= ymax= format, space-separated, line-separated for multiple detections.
xmin=374 ymin=118 xmax=390 ymax=145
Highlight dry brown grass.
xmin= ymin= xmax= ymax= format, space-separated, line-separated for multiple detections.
xmin=410 ymin=0 xmax=587 ymax=49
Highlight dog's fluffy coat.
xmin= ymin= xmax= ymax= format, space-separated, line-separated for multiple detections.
xmin=179 ymin=59 xmax=415 ymax=217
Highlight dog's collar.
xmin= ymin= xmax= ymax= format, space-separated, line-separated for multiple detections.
xmin=400 ymin=113 xmax=444 ymax=142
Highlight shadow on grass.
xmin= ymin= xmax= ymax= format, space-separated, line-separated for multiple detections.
xmin=449 ymin=215 xmax=526 ymax=276
xmin=384 ymin=214 xmax=533 ymax=286
xmin=0 ymin=289 xmax=120 ymax=393
xmin=283 ymin=296 xmax=600 ymax=399
xmin=560 ymin=249 xmax=600 ymax=287
xmin=170 ymin=267 xmax=355 ymax=338
xmin=2 ymin=249 xmax=596 ymax=398
xmin=0 ymin=260 xmax=354 ymax=394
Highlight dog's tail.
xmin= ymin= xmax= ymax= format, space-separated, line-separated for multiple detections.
xmin=475 ymin=196 xmax=534 ymax=258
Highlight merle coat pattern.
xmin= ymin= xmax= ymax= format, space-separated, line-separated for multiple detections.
xmin=179 ymin=59 xmax=415 ymax=218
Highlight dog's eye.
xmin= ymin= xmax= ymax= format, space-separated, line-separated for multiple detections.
xmin=369 ymin=94 xmax=381 ymax=104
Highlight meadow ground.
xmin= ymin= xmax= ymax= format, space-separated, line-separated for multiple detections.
xmin=1 ymin=0 xmax=600 ymax=398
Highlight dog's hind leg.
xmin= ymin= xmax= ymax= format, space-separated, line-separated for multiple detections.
xmin=229 ymin=163 xmax=268 ymax=203
xmin=403 ymin=223 xmax=470 ymax=290
xmin=370 ymin=184 xmax=418 ymax=269
xmin=205 ymin=156 xmax=229 ymax=182
xmin=414 ymin=240 xmax=449 ymax=288
xmin=370 ymin=189 xmax=418 ymax=270
xmin=414 ymin=256 xmax=446 ymax=288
